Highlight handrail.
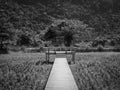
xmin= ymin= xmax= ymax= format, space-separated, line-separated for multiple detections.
xmin=44 ymin=47 xmax=77 ymax=51
xmin=45 ymin=47 xmax=76 ymax=64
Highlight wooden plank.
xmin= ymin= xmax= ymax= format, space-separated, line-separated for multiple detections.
xmin=45 ymin=58 xmax=78 ymax=90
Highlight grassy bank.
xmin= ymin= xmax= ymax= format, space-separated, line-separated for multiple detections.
xmin=0 ymin=53 xmax=52 ymax=90
xmin=71 ymin=52 xmax=120 ymax=90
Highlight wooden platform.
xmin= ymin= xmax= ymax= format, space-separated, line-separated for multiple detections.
xmin=45 ymin=58 xmax=78 ymax=90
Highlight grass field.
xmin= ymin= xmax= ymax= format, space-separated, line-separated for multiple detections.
xmin=0 ymin=53 xmax=52 ymax=90
xmin=0 ymin=52 xmax=120 ymax=90
xmin=70 ymin=52 xmax=120 ymax=90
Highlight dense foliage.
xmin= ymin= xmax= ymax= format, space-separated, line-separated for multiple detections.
xmin=0 ymin=0 xmax=120 ymax=50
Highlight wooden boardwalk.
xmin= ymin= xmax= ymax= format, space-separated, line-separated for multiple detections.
xmin=45 ymin=58 xmax=78 ymax=90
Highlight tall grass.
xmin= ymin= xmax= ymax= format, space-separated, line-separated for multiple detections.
xmin=0 ymin=53 xmax=52 ymax=90
xmin=71 ymin=53 xmax=120 ymax=90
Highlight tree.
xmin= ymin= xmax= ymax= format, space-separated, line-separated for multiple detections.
xmin=44 ymin=26 xmax=57 ymax=41
xmin=17 ymin=34 xmax=31 ymax=46
xmin=64 ymin=30 xmax=74 ymax=46
xmin=92 ymin=37 xmax=107 ymax=47
xmin=0 ymin=33 xmax=9 ymax=54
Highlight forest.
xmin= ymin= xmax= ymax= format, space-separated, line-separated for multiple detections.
xmin=0 ymin=0 xmax=120 ymax=53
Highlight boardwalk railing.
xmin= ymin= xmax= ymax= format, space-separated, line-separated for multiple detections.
xmin=45 ymin=47 xmax=76 ymax=64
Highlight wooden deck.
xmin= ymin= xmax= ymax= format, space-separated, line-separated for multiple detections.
xmin=45 ymin=58 xmax=78 ymax=90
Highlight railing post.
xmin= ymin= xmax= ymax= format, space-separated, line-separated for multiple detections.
xmin=48 ymin=48 xmax=50 ymax=63
xmin=72 ymin=49 xmax=75 ymax=64
xmin=46 ymin=48 xmax=48 ymax=62
xmin=46 ymin=51 xmax=47 ymax=62
xmin=54 ymin=48 xmax=56 ymax=54
xmin=65 ymin=48 xmax=67 ymax=55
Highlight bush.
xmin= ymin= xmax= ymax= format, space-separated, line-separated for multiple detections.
xmin=64 ymin=30 xmax=74 ymax=46
xmin=0 ymin=47 xmax=8 ymax=54
xmin=112 ymin=46 xmax=120 ymax=52
xmin=8 ymin=46 xmax=22 ymax=52
xmin=97 ymin=45 xmax=104 ymax=52
xmin=17 ymin=35 xmax=31 ymax=46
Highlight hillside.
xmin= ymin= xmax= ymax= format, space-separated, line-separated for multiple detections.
xmin=0 ymin=0 xmax=120 ymax=49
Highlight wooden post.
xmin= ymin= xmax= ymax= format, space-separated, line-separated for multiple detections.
xmin=66 ymin=49 xmax=67 ymax=55
xmin=48 ymin=48 xmax=50 ymax=63
xmin=45 ymin=47 xmax=47 ymax=62
xmin=54 ymin=48 xmax=56 ymax=54
xmin=72 ymin=51 xmax=75 ymax=64
xmin=46 ymin=48 xmax=49 ymax=63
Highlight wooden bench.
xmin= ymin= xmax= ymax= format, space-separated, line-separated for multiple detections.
xmin=45 ymin=47 xmax=76 ymax=64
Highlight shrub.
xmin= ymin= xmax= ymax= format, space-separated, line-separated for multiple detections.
xmin=17 ymin=34 xmax=31 ymax=46
xmin=64 ymin=30 xmax=74 ymax=46
xmin=0 ymin=47 xmax=8 ymax=54
xmin=97 ymin=45 xmax=104 ymax=52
